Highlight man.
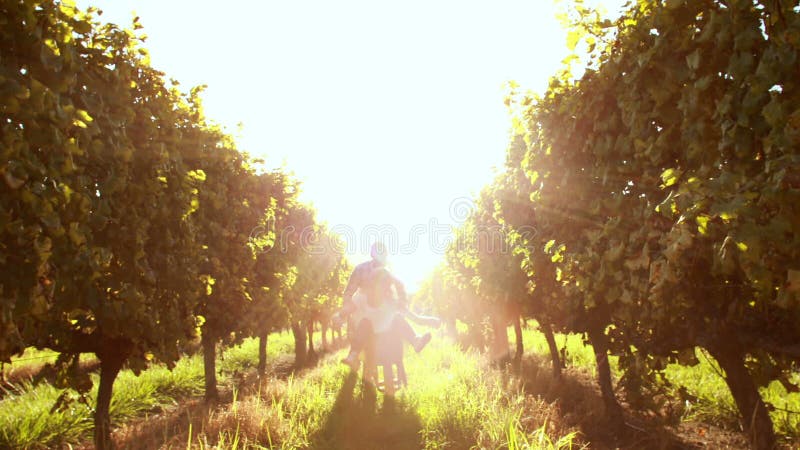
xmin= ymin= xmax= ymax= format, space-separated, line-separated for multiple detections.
xmin=335 ymin=242 xmax=437 ymax=369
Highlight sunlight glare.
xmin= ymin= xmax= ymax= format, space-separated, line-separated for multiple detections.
xmin=75 ymin=0 xmax=625 ymax=290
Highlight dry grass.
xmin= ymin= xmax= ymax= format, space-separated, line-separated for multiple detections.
xmin=105 ymin=336 xmax=580 ymax=449
xmin=111 ymin=383 xmax=288 ymax=449
xmin=11 ymin=324 xmax=792 ymax=449
xmin=107 ymin=352 xmax=300 ymax=450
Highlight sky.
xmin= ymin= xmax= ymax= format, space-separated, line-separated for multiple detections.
xmin=74 ymin=0 xmax=624 ymax=290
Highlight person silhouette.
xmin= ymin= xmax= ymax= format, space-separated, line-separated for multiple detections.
xmin=334 ymin=242 xmax=438 ymax=369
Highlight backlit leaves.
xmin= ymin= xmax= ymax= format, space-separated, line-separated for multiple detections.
xmin=0 ymin=0 xmax=305 ymax=394
xmin=448 ymin=0 xmax=800 ymax=428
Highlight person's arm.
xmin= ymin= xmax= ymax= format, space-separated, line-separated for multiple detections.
xmin=331 ymin=299 xmax=356 ymax=328
xmin=338 ymin=299 xmax=357 ymax=317
xmin=392 ymin=275 xmax=442 ymax=328
xmin=342 ymin=266 xmax=361 ymax=305
xmin=388 ymin=274 xmax=439 ymax=327
xmin=334 ymin=265 xmax=362 ymax=323
xmin=404 ymin=308 xmax=443 ymax=328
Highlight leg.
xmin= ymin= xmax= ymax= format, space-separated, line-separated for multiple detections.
xmin=350 ymin=319 xmax=374 ymax=353
xmin=377 ymin=333 xmax=406 ymax=392
xmin=363 ymin=333 xmax=378 ymax=386
xmin=395 ymin=360 xmax=407 ymax=387
xmin=375 ymin=330 xmax=402 ymax=393
xmin=382 ymin=363 xmax=395 ymax=396
xmin=390 ymin=316 xmax=431 ymax=353
xmin=342 ymin=319 xmax=374 ymax=369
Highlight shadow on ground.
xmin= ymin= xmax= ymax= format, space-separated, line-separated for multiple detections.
xmin=515 ymin=353 xmax=747 ymax=450
xmin=103 ymin=347 xmax=338 ymax=450
xmin=310 ymin=372 xmax=423 ymax=450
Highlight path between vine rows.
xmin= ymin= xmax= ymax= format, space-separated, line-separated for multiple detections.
xmin=63 ymin=343 xmax=754 ymax=449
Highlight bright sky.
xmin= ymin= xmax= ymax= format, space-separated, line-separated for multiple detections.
xmin=75 ymin=0 xmax=624 ymax=291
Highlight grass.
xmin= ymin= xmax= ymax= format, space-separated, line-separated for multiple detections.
xmin=0 ymin=357 xmax=207 ymax=449
xmin=663 ymin=348 xmax=800 ymax=441
xmin=217 ymin=333 xmax=294 ymax=375
xmin=518 ymin=324 xmax=800 ymax=443
xmin=508 ymin=421 xmax=582 ymax=450
xmin=0 ymin=380 xmax=94 ymax=448
xmin=118 ymin=336 xmax=581 ymax=449
xmin=1 ymin=349 xmax=96 ymax=384
xmin=521 ymin=326 xmax=596 ymax=373
xmin=4 ymin=322 xmax=798 ymax=448
xmin=400 ymin=339 xmax=580 ymax=449
xmin=0 ymin=332 xmax=297 ymax=449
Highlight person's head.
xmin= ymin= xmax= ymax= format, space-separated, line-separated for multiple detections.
xmin=370 ymin=241 xmax=388 ymax=266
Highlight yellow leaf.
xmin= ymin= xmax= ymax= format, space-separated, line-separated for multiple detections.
xmin=187 ymin=169 xmax=206 ymax=182
xmin=76 ymin=109 xmax=93 ymax=123
xmin=43 ymin=38 xmax=60 ymax=54
xmin=566 ymin=29 xmax=582 ymax=51
xmin=696 ymin=215 xmax=710 ymax=235
xmin=60 ymin=183 xmax=74 ymax=201
xmin=66 ymin=137 xmax=85 ymax=156
xmin=660 ymin=168 xmax=681 ymax=187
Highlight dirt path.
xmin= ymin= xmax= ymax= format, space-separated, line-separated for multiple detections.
xmin=65 ymin=344 xmax=758 ymax=449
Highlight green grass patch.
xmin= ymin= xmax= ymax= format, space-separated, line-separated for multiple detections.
xmin=521 ymin=325 xmax=598 ymax=374
xmin=218 ymin=331 xmax=295 ymax=374
xmin=8 ymin=323 xmax=796 ymax=448
xmin=192 ymin=338 xmax=578 ymax=449
xmin=663 ymin=348 xmax=800 ymax=440
xmin=9 ymin=348 xmax=61 ymax=365
xmin=0 ymin=380 xmax=93 ymax=449
xmin=0 ymin=332 xmax=297 ymax=449
xmin=401 ymin=339 xmax=576 ymax=449
xmin=2 ymin=349 xmax=96 ymax=382
xmin=0 ymin=354 xmax=206 ymax=448
xmin=519 ymin=325 xmax=800 ymax=441
xmin=662 ymin=349 xmax=739 ymax=429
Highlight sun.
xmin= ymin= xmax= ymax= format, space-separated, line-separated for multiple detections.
xmin=76 ymin=0 xmax=626 ymax=290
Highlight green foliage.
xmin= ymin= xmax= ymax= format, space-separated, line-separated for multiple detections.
xmin=0 ymin=334 xmax=297 ymax=448
xmin=190 ymin=140 xmax=294 ymax=347
xmin=0 ymin=356 xmax=204 ymax=449
xmin=0 ymin=0 xmax=206 ymax=376
xmin=284 ymin=220 xmax=350 ymax=326
xmin=432 ymin=0 xmax=800 ymax=446
xmin=0 ymin=0 xmax=313 ymax=445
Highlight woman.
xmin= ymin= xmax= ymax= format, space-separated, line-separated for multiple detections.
xmin=334 ymin=243 xmax=439 ymax=370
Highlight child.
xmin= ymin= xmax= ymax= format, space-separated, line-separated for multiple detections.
xmin=334 ymin=245 xmax=439 ymax=369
